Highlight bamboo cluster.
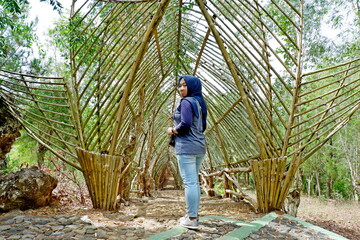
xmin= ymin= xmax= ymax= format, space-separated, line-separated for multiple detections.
xmin=250 ymin=158 xmax=287 ymax=212
xmin=76 ymin=148 xmax=123 ymax=210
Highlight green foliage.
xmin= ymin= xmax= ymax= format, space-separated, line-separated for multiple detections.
xmin=332 ymin=176 xmax=352 ymax=199
xmin=6 ymin=130 xmax=37 ymax=172
xmin=39 ymin=0 xmax=62 ymax=13
xmin=301 ymin=112 xmax=360 ymax=200
xmin=0 ymin=0 xmax=64 ymax=70
xmin=0 ymin=0 xmax=36 ymax=70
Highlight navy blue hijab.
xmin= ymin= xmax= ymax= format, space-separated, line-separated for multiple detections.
xmin=179 ymin=75 xmax=207 ymax=132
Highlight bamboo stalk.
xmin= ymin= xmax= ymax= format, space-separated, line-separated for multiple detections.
xmin=73 ymin=7 xmax=139 ymax=76
xmin=208 ymin=109 xmax=231 ymax=166
xmin=72 ymin=2 xmax=125 ymax=59
xmin=267 ymin=159 xmax=273 ymax=210
xmin=297 ymin=80 xmax=359 ymax=106
xmin=197 ymin=0 xmax=269 ymax=160
xmin=75 ymin=4 xmax=150 ymax=92
xmin=0 ymin=77 xmax=67 ymax=92
xmin=250 ymin=160 xmax=261 ymax=211
xmin=302 ymin=58 xmax=360 ymax=77
xmin=75 ymin=4 xmax=150 ymax=97
xmin=295 ymin=88 xmax=359 ymax=117
xmin=292 ymin=98 xmax=358 ymax=130
xmin=240 ymin=0 xmax=299 ymax=49
xmin=260 ymin=160 xmax=267 ymax=212
xmin=289 ymin=103 xmax=359 ymax=157
xmin=71 ymin=0 xmax=101 ymax=32
xmin=268 ymin=158 xmax=276 ymax=208
xmin=106 ymin=153 xmax=115 ymax=210
xmin=75 ymin=148 xmax=123 ymax=210
xmin=211 ymin=0 xmax=298 ymax=68
xmin=193 ymin=28 xmax=211 ymax=75
xmin=0 ymin=88 xmax=70 ymax=108
xmin=277 ymin=155 xmax=301 ymax=208
xmin=13 ymin=117 xmax=77 ymax=153
xmin=18 ymin=107 xmax=74 ymax=129
xmin=153 ymin=30 xmax=165 ymax=77
xmin=269 ymin=0 xmax=300 ymax=31
xmin=24 ymin=116 xmax=75 ymax=139
xmin=109 ymin=0 xmax=171 ymax=154
xmin=280 ymin=0 xmax=304 ymax=158
xmin=273 ymin=157 xmax=287 ymax=208
xmin=0 ymin=69 xmax=64 ymax=79
xmin=300 ymin=68 xmax=359 ymax=95
xmin=15 ymin=118 xmax=80 ymax=170
xmin=289 ymin=101 xmax=358 ymax=144
xmin=206 ymin=96 xmax=242 ymax=134
xmin=301 ymin=104 xmax=359 ymax=162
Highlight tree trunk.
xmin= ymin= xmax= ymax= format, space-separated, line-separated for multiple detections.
xmin=326 ymin=177 xmax=332 ymax=199
xmin=339 ymin=130 xmax=359 ymax=201
xmin=284 ymin=170 xmax=302 ymax=216
xmin=36 ymin=143 xmax=47 ymax=168
xmin=117 ymin=126 xmax=136 ymax=203
xmin=306 ymin=175 xmax=313 ymax=196
xmin=315 ymin=171 xmax=321 ymax=196
xmin=118 ymin=163 xmax=132 ymax=202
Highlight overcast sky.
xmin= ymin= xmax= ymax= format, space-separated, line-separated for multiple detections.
xmin=28 ymin=0 xmax=72 ymax=39
xmin=27 ymin=0 xmax=347 ymax=58
xmin=28 ymin=0 xmax=346 ymax=41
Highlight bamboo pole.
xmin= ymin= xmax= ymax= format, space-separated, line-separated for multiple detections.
xmin=196 ymin=0 xmax=268 ymax=160
xmin=208 ymin=109 xmax=231 ymax=166
xmin=5 ymin=108 xmax=81 ymax=170
xmin=302 ymin=58 xmax=360 ymax=77
xmin=280 ymin=0 xmax=304 ymax=158
xmin=0 ymin=77 xmax=67 ymax=92
xmin=76 ymin=4 xmax=151 ymax=92
xmin=193 ymin=28 xmax=211 ymax=75
xmin=109 ymin=0 xmax=171 ymax=154
xmin=300 ymin=68 xmax=359 ymax=95
xmin=301 ymin=104 xmax=359 ymax=162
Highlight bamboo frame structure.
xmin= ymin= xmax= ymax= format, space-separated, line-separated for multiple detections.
xmin=0 ymin=0 xmax=359 ymax=212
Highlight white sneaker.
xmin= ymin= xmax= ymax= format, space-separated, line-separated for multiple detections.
xmin=180 ymin=214 xmax=199 ymax=222
xmin=179 ymin=215 xmax=199 ymax=229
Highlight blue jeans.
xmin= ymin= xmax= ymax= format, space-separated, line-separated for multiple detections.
xmin=177 ymin=154 xmax=204 ymax=218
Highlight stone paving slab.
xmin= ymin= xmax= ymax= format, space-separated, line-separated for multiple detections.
xmin=146 ymin=212 xmax=350 ymax=240
xmin=0 ymin=211 xmax=350 ymax=239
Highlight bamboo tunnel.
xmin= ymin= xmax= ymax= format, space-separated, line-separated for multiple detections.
xmin=1 ymin=0 xmax=359 ymax=214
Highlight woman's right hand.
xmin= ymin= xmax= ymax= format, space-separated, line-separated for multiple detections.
xmin=166 ymin=127 xmax=173 ymax=136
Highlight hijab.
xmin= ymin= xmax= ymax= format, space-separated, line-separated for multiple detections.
xmin=179 ymin=75 xmax=207 ymax=132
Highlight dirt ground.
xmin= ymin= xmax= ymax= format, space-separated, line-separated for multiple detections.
xmin=140 ymin=190 xmax=360 ymax=239
xmin=1 ymin=189 xmax=358 ymax=239
xmin=297 ymin=196 xmax=360 ymax=240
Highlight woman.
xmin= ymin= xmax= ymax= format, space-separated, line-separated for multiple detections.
xmin=167 ymin=75 xmax=207 ymax=229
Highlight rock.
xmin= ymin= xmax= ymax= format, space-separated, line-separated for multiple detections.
xmin=0 ymin=97 xmax=22 ymax=160
xmin=0 ymin=166 xmax=58 ymax=212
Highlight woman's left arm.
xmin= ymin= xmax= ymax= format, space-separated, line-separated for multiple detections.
xmin=174 ymin=100 xmax=193 ymax=134
xmin=167 ymin=100 xmax=193 ymax=135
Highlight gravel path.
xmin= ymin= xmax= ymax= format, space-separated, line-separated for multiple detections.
xmin=0 ymin=213 xmax=152 ymax=240
xmin=0 ymin=212 xmax=343 ymax=239
xmin=0 ymin=190 xmax=350 ymax=239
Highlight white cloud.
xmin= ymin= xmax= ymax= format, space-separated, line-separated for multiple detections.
xmin=28 ymin=0 xmax=69 ymax=37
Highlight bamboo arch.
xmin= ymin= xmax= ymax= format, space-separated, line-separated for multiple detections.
xmin=0 ymin=0 xmax=359 ymax=211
